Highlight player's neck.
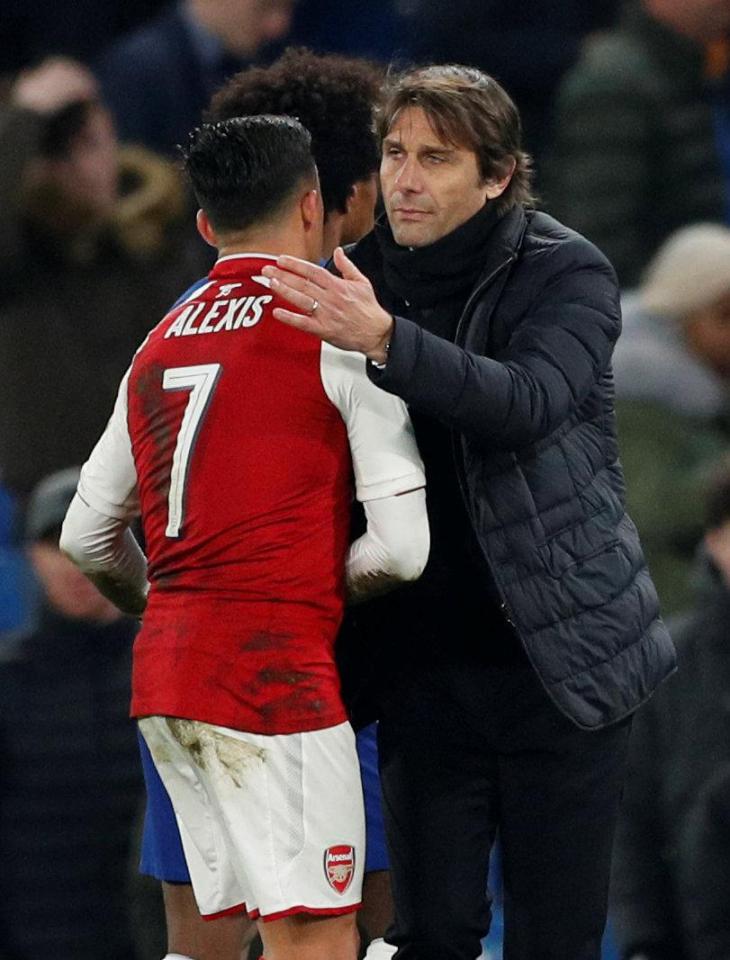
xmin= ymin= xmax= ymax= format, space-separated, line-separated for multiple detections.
xmin=216 ymin=226 xmax=311 ymax=262
xmin=321 ymin=213 xmax=345 ymax=261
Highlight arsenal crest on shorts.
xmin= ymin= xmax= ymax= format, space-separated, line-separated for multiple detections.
xmin=324 ymin=844 xmax=355 ymax=894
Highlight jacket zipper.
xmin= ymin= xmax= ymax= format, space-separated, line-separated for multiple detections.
xmin=454 ymin=254 xmax=516 ymax=347
xmin=451 ymin=254 xmax=517 ymax=627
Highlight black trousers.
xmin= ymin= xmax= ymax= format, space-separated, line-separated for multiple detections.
xmin=377 ymin=660 xmax=632 ymax=960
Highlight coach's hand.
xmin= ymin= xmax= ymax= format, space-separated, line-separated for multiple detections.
xmin=262 ymin=247 xmax=394 ymax=363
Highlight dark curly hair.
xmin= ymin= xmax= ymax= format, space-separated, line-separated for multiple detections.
xmin=207 ymin=48 xmax=382 ymax=218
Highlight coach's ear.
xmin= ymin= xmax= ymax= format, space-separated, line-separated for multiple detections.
xmin=196 ymin=209 xmax=217 ymax=248
xmin=484 ymin=157 xmax=517 ymax=200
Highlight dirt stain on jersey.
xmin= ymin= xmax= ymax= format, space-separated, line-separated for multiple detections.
xmin=155 ymin=569 xmax=180 ymax=588
xmin=241 ymin=630 xmax=294 ymax=653
xmin=134 ymin=362 xmax=165 ymax=419
xmin=166 ymin=718 xmax=266 ymax=787
xmin=148 ymin=416 xmax=175 ymax=498
xmin=133 ymin=361 xmax=177 ymax=499
xmin=257 ymin=667 xmax=310 ymax=687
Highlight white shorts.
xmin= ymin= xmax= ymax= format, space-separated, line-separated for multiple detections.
xmin=138 ymin=716 xmax=365 ymax=921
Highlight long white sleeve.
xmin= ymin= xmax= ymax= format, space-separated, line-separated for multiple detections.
xmin=58 ymin=365 xmax=148 ymax=615
xmin=60 ymin=493 xmax=149 ymax=616
xmin=320 ymin=342 xmax=429 ymax=603
xmin=320 ymin=343 xmax=426 ymax=501
xmin=346 ymin=488 xmax=429 ymax=604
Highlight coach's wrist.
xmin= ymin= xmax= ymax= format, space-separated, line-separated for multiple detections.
xmin=366 ymin=316 xmax=394 ymax=366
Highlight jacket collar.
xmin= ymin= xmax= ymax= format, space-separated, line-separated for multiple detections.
xmin=457 ymin=206 xmax=527 ymax=354
xmin=473 ymin=204 xmax=528 ymax=286
xmin=351 ymin=204 xmax=528 ymax=309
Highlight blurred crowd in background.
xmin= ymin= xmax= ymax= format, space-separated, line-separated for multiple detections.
xmin=2 ymin=0 xmax=730 ymax=958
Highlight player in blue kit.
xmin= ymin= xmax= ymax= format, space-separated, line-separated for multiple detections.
xmin=138 ymin=49 xmax=398 ymax=960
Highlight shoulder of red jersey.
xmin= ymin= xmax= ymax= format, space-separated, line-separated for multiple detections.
xmin=147 ymin=255 xmax=281 ymax=344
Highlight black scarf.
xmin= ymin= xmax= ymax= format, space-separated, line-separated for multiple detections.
xmin=375 ymin=200 xmax=500 ymax=308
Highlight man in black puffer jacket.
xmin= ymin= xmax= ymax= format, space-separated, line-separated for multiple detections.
xmin=263 ymin=64 xmax=676 ymax=960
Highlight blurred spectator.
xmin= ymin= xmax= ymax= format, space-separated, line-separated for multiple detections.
xmin=547 ymin=0 xmax=730 ymax=286
xmin=677 ymin=762 xmax=730 ymax=960
xmin=610 ymin=457 xmax=730 ymax=960
xmin=0 ymin=467 xmax=142 ymax=960
xmin=400 ymin=0 xmax=620 ymax=167
xmin=95 ymin=0 xmax=296 ymax=154
xmin=0 ymin=481 xmax=32 ymax=633
xmin=0 ymin=0 xmax=167 ymax=76
xmin=288 ymin=0 xmax=408 ymax=64
xmin=0 ymin=57 xmax=211 ymax=500
xmin=613 ymin=224 xmax=730 ymax=614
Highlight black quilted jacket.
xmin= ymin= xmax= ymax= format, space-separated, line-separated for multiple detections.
xmin=354 ymin=205 xmax=676 ymax=729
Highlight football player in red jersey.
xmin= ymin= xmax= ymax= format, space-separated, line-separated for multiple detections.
xmin=60 ymin=116 xmax=429 ymax=960
xmin=134 ymin=49 xmax=398 ymax=960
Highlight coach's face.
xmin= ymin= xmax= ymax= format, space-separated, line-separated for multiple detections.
xmin=380 ymin=106 xmax=492 ymax=248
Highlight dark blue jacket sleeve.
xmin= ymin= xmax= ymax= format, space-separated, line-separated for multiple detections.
xmin=369 ymin=242 xmax=621 ymax=447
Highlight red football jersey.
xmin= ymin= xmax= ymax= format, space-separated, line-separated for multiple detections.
xmin=76 ymin=254 xmax=424 ymax=733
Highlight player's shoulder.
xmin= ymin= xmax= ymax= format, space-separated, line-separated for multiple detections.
xmin=319 ymin=342 xmax=410 ymax=421
xmin=319 ymin=342 xmax=370 ymax=391
xmin=170 ymin=277 xmax=215 ymax=309
xmin=321 ymin=341 xmax=368 ymax=370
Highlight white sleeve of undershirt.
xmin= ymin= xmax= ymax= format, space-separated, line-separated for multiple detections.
xmin=60 ymin=495 xmax=149 ymax=599
xmin=75 ymin=367 xmax=140 ymax=520
xmin=320 ymin=342 xmax=426 ymax=501
xmin=345 ymin=487 xmax=429 ymax=593
xmin=59 ymin=368 xmax=148 ymax=601
xmin=320 ymin=344 xmax=429 ymax=598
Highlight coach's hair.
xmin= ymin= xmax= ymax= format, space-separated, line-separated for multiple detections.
xmin=207 ymin=48 xmax=382 ymax=217
xmin=180 ymin=115 xmax=316 ymax=232
xmin=378 ymin=64 xmax=536 ymax=215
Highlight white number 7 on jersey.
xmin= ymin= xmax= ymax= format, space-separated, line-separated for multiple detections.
xmin=162 ymin=363 xmax=222 ymax=538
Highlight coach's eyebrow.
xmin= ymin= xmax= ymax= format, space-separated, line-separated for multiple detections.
xmin=383 ymin=137 xmax=456 ymax=157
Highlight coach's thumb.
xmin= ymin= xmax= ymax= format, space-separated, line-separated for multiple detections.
xmin=334 ymin=246 xmax=366 ymax=282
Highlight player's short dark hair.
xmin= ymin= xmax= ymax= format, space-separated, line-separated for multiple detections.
xmin=378 ymin=64 xmax=536 ymax=215
xmin=180 ymin=115 xmax=316 ymax=232
xmin=207 ymin=48 xmax=382 ymax=217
